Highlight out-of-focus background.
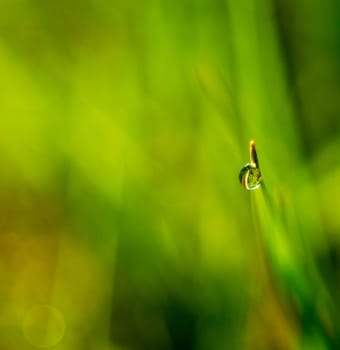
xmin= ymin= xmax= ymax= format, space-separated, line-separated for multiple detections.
xmin=0 ymin=0 xmax=339 ymax=349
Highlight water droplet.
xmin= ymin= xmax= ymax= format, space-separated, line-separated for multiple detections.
xmin=239 ymin=140 xmax=262 ymax=190
xmin=239 ymin=164 xmax=262 ymax=190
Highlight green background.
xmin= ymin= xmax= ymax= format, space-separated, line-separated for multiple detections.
xmin=0 ymin=0 xmax=339 ymax=349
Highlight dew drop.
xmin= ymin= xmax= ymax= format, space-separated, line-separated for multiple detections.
xmin=239 ymin=164 xmax=262 ymax=190
xmin=239 ymin=140 xmax=262 ymax=190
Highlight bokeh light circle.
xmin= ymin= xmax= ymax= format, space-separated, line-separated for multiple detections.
xmin=22 ymin=304 xmax=65 ymax=348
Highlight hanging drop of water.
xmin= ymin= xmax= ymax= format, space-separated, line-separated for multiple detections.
xmin=239 ymin=140 xmax=262 ymax=190
xmin=239 ymin=164 xmax=262 ymax=190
